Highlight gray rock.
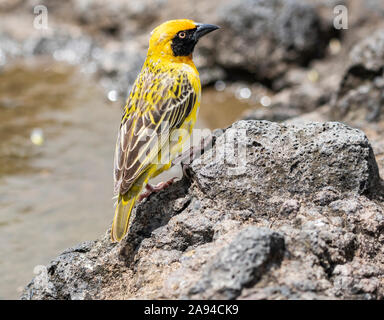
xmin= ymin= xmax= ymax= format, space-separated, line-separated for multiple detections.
xmin=21 ymin=237 xmax=124 ymax=300
xmin=209 ymin=0 xmax=336 ymax=85
xmin=24 ymin=31 xmax=144 ymax=99
xmin=72 ymin=0 xmax=167 ymax=36
xmin=242 ymin=104 xmax=302 ymax=123
xmin=188 ymin=227 xmax=285 ymax=299
xmin=21 ymin=120 xmax=384 ymax=300
xmin=190 ymin=121 xmax=380 ymax=213
xmin=332 ymin=29 xmax=384 ymax=122
xmin=0 ymin=33 xmax=20 ymax=66
xmin=0 ymin=0 xmax=340 ymax=89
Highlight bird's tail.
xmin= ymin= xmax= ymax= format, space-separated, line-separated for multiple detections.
xmin=111 ymin=193 xmax=137 ymax=242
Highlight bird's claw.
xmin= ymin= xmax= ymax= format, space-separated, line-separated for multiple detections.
xmin=172 ymin=134 xmax=215 ymax=179
xmin=138 ymin=177 xmax=177 ymax=202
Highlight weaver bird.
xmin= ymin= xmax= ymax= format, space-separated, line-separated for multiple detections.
xmin=111 ymin=19 xmax=219 ymax=242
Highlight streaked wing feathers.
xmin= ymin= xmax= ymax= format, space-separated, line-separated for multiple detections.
xmin=114 ymin=68 xmax=197 ymax=195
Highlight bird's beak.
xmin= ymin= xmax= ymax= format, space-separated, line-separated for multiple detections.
xmin=194 ymin=23 xmax=220 ymax=40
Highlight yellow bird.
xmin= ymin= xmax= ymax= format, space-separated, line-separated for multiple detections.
xmin=111 ymin=19 xmax=219 ymax=242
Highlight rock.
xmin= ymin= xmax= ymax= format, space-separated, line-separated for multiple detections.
xmin=207 ymin=0 xmax=337 ymax=85
xmin=21 ymin=238 xmax=125 ymax=300
xmin=313 ymin=187 xmax=340 ymax=206
xmin=0 ymin=0 xmax=340 ymax=91
xmin=188 ymin=227 xmax=285 ymax=299
xmin=191 ymin=121 xmax=380 ymax=210
xmin=332 ymin=29 xmax=384 ymax=122
xmin=21 ymin=120 xmax=384 ymax=300
xmin=72 ymin=0 xmax=167 ymax=36
xmin=241 ymin=79 xmax=330 ymax=123
xmin=24 ymin=31 xmax=144 ymax=99
xmin=242 ymin=104 xmax=302 ymax=123
xmin=0 ymin=33 xmax=21 ymax=66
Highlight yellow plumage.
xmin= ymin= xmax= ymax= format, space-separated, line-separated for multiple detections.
xmin=111 ymin=19 xmax=219 ymax=242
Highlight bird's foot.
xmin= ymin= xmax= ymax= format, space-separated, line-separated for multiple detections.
xmin=172 ymin=134 xmax=215 ymax=178
xmin=138 ymin=178 xmax=177 ymax=202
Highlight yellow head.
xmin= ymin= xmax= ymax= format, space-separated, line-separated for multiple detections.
xmin=148 ymin=19 xmax=219 ymax=59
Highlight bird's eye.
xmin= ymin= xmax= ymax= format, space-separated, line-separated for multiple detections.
xmin=178 ymin=32 xmax=186 ymax=39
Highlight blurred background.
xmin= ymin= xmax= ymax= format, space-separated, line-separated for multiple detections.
xmin=0 ymin=0 xmax=383 ymax=299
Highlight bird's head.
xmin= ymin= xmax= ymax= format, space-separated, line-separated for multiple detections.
xmin=148 ymin=19 xmax=219 ymax=59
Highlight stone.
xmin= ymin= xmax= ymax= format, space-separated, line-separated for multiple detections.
xmin=188 ymin=227 xmax=285 ymax=299
xmin=332 ymin=29 xmax=384 ymax=122
xmin=21 ymin=120 xmax=384 ymax=300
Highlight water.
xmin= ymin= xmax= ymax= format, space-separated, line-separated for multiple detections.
xmin=0 ymin=59 xmax=251 ymax=299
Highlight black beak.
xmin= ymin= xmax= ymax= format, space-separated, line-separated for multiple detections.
xmin=194 ymin=23 xmax=220 ymax=40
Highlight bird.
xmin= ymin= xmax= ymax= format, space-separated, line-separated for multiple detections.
xmin=111 ymin=19 xmax=219 ymax=242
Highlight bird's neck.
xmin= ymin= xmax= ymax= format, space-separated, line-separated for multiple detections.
xmin=145 ymin=52 xmax=198 ymax=74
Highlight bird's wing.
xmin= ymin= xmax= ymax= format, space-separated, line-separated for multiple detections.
xmin=114 ymin=67 xmax=198 ymax=195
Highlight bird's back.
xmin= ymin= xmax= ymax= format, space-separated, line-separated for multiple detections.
xmin=113 ymin=55 xmax=201 ymax=196
xmin=111 ymin=18 xmax=218 ymax=242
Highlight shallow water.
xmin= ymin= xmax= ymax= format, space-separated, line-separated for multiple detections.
xmin=0 ymin=60 xmax=251 ymax=299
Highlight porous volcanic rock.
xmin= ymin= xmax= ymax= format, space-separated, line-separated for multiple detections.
xmin=21 ymin=120 xmax=384 ymax=300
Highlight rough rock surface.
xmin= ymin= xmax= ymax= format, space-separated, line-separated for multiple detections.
xmin=240 ymin=0 xmax=384 ymax=124
xmin=209 ymin=0 xmax=337 ymax=85
xmin=21 ymin=120 xmax=384 ymax=300
xmin=189 ymin=227 xmax=285 ymax=299
xmin=332 ymin=29 xmax=384 ymax=122
xmin=0 ymin=0 xmax=339 ymax=96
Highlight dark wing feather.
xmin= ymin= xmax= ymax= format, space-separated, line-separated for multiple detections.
xmin=114 ymin=68 xmax=196 ymax=195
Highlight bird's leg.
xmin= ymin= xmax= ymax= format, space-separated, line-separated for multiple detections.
xmin=138 ymin=178 xmax=177 ymax=202
xmin=172 ymin=134 xmax=214 ymax=178
xmin=151 ymin=178 xmax=176 ymax=192
xmin=139 ymin=135 xmax=215 ymax=201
